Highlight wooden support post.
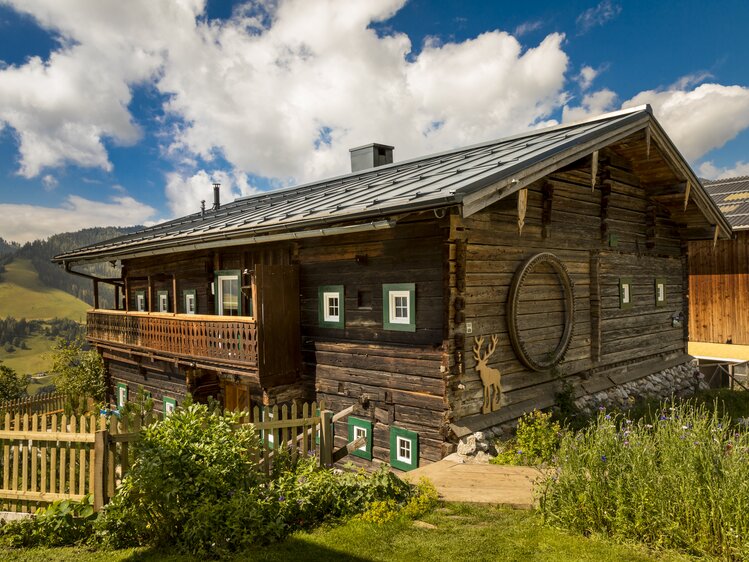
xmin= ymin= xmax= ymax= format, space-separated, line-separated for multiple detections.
xmin=147 ymin=275 xmax=153 ymax=312
xmin=114 ymin=285 xmax=120 ymax=311
xmin=319 ymin=410 xmax=333 ymax=468
xmin=172 ymin=274 xmax=178 ymax=314
xmin=124 ymin=277 xmax=130 ymax=312
xmin=541 ymin=181 xmax=554 ymax=239
xmin=93 ymin=279 xmax=99 ymax=310
xmin=646 ymin=126 xmax=651 ymax=159
xmin=93 ymin=429 xmax=108 ymax=512
xmin=591 ymin=150 xmax=599 ymax=190
xmin=684 ymin=180 xmax=691 ymax=211
xmin=713 ymin=224 xmax=720 ymax=249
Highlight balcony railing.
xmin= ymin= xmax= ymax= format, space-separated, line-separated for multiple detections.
xmin=87 ymin=310 xmax=258 ymax=368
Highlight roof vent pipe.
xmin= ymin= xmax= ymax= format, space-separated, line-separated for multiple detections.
xmin=212 ymin=182 xmax=221 ymax=210
xmin=349 ymin=143 xmax=394 ymax=173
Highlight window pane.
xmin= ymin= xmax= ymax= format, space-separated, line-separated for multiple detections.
xmin=220 ymin=277 xmax=239 ymax=316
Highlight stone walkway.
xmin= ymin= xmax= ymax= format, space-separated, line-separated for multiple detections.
xmin=402 ymin=454 xmax=545 ymax=509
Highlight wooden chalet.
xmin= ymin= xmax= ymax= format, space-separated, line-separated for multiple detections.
xmin=54 ymin=105 xmax=731 ymax=470
xmin=689 ymin=176 xmax=749 ymax=359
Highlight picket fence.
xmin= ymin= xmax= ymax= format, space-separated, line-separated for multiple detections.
xmin=0 ymin=401 xmax=333 ymax=513
xmin=0 ymin=392 xmax=67 ymax=418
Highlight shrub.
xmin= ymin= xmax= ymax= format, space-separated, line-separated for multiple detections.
xmin=539 ymin=400 xmax=749 ymax=560
xmin=492 ymin=409 xmax=562 ymax=466
xmin=0 ymin=365 xmax=30 ymax=403
xmin=0 ymin=495 xmax=96 ymax=548
xmin=50 ymin=338 xmax=106 ymax=412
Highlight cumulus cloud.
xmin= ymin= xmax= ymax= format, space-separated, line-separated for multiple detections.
xmin=0 ymin=0 xmax=570 ymax=187
xmin=0 ymin=195 xmax=157 ymax=243
xmin=562 ymin=88 xmax=617 ymax=123
xmin=513 ymin=20 xmax=543 ymax=37
xmin=698 ymin=160 xmax=749 ymax=180
xmin=576 ymin=65 xmax=598 ymax=91
xmin=41 ymin=174 xmax=58 ymax=191
xmin=623 ymin=83 xmax=749 ymax=161
xmin=576 ymin=1 xmax=622 ymax=34
xmin=165 ymin=169 xmax=261 ymax=218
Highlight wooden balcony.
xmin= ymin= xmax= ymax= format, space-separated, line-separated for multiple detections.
xmin=87 ymin=310 xmax=259 ymax=369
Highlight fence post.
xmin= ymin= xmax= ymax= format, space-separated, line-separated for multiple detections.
xmin=319 ymin=410 xmax=333 ymax=468
xmin=93 ymin=429 xmax=108 ymax=512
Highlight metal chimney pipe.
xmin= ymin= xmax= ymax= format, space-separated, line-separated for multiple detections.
xmin=212 ymin=183 xmax=221 ymax=210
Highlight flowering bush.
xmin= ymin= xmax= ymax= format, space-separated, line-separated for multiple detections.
xmin=539 ymin=400 xmax=749 ymax=560
xmin=492 ymin=409 xmax=563 ymax=466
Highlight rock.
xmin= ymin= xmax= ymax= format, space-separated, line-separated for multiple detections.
xmin=457 ymin=435 xmax=477 ymax=456
xmin=413 ymin=520 xmax=437 ymax=530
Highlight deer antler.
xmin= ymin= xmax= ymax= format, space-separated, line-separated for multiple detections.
xmin=473 ymin=335 xmax=484 ymax=362
xmin=487 ymin=334 xmax=499 ymax=358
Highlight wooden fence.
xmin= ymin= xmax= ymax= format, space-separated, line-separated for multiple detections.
xmin=0 ymin=403 xmax=337 ymax=513
xmin=0 ymin=392 xmax=66 ymax=418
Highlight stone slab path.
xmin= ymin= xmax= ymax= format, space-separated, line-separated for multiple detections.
xmin=402 ymin=454 xmax=545 ymax=509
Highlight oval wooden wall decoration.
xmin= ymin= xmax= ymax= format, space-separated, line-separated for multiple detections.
xmin=507 ymin=252 xmax=575 ymax=371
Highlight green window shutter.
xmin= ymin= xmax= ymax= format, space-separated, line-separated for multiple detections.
xmin=390 ymin=427 xmax=419 ymax=471
xmin=619 ymin=278 xmax=633 ymax=309
xmin=163 ymin=396 xmax=177 ymax=415
xmin=318 ymin=285 xmax=345 ymax=328
xmin=348 ymin=417 xmax=373 ymax=460
xmin=116 ymin=383 xmax=128 ymax=408
xmin=382 ymin=283 xmax=416 ymax=332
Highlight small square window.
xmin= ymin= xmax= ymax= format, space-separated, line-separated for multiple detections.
xmin=163 ymin=397 xmax=176 ymax=415
xmin=619 ymin=278 xmax=633 ymax=309
xmin=158 ymin=291 xmax=169 ymax=313
xmin=183 ymin=290 xmax=196 ymax=314
xmin=318 ymin=286 xmax=344 ymax=328
xmin=348 ymin=417 xmax=373 ymax=460
xmin=655 ymin=278 xmax=666 ymax=307
xmin=117 ymin=383 xmax=128 ymax=408
xmin=135 ymin=291 xmax=146 ymax=312
xmin=390 ymin=426 xmax=418 ymax=471
xmin=357 ymin=289 xmax=372 ymax=309
xmin=383 ymin=283 xmax=415 ymax=332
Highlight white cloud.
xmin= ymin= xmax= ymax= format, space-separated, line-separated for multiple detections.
xmin=623 ymin=83 xmax=749 ymax=161
xmin=41 ymin=174 xmax=58 ymax=191
xmin=165 ymin=169 xmax=261 ymax=218
xmin=576 ymin=65 xmax=598 ymax=91
xmin=576 ymin=1 xmax=622 ymax=34
xmin=0 ymin=195 xmax=157 ymax=243
xmin=513 ymin=20 xmax=543 ymax=37
xmin=698 ymin=160 xmax=749 ymax=180
xmin=562 ymin=88 xmax=617 ymax=123
xmin=0 ymin=0 xmax=570 ymax=188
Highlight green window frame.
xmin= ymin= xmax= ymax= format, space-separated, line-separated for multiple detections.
xmin=390 ymin=427 xmax=419 ymax=471
xmin=183 ymin=289 xmax=197 ymax=315
xmin=116 ymin=383 xmax=128 ymax=408
xmin=619 ymin=278 xmax=633 ymax=309
xmin=157 ymin=290 xmax=169 ymax=313
xmin=318 ymin=285 xmax=344 ymax=328
xmin=655 ymin=277 xmax=666 ymax=307
xmin=135 ymin=290 xmax=146 ymax=312
xmin=348 ymin=417 xmax=373 ymax=460
xmin=383 ymin=283 xmax=416 ymax=332
xmin=214 ymin=270 xmax=242 ymax=316
xmin=163 ymin=396 xmax=177 ymax=415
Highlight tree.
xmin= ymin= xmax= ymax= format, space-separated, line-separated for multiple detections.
xmin=50 ymin=338 xmax=107 ymax=413
xmin=0 ymin=365 xmax=30 ymax=403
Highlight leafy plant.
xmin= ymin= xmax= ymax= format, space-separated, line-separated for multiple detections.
xmin=0 ymin=364 xmax=30 ymax=403
xmin=50 ymin=338 xmax=106 ymax=413
xmin=492 ymin=409 xmax=563 ymax=466
xmin=0 ymin=495 xmax=96 ymax=547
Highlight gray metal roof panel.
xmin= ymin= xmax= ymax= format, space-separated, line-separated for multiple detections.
xmin=55 ymin=107 xmax=653 ymax=262
xmin=703 ymin=176 xmax=749 ymax=230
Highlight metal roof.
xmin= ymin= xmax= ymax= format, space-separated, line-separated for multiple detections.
xmin=54 ymin=105 xmax=727 ymax=264
xmin=703 ymin=176 xmax=749 ymax=230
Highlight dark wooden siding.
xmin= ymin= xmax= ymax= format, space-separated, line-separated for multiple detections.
xmin=689 ymin=231 xmax=749 ymax=345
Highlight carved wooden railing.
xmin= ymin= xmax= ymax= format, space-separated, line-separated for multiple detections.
xmin=87 ymin=310 xmax=258 ymax=367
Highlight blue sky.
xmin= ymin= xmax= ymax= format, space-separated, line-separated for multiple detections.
xmin=0 ymin=0 xmax=748 ymax=242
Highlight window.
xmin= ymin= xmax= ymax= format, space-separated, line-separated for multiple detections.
xmin=390 ymin=427 xmax=419 ymax=471
xmin=215 ymin=270 xmax=241 ymax=316
xmin=619 ymin=278 xmax=633 ymax=309
xmin=157 ymin=290 xmax=169 ymax=313
xmin=318 ymin=286 xmax=344 ymax=328
xmin=117 ymin=383 xmax=128 ymax=409
xmin=348 ymin=417 xmax=373 ymax=460
xmin=655 ymin=278 xmax=666 ymax=307
xmin=163 ymin=397 xmax=176 ymax=415
xmin=135 ymin=291 xmax=146 ymax=312
xmin=183 ymin=290 xmax=196 ymax=314
xmin=383 ymin=283 xmax=416 ymax=332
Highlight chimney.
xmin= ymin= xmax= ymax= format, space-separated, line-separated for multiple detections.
xmin=212 ymin=182 xmax=221 ymax=210
xmin=349 ymin=143 xmax=394 ymax=173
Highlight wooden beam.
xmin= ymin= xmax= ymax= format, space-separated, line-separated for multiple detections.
xmin=541 ymin=182 xmax=554 ymax=239
xmin=93 ymin=279 xmax=99 ymax=310
xmin=713 ymin=224 xmax=720 ymax=248
xmin=684 ymin=180 xmax=691 ymax=211
xmin=591 ymin=150 xmax=599 ymax=190
xmin=517 ymin=188 xmax=527 ymax=235
xmin=124 ymin=277 xmax=130 ymax=312
xmin=147 ymin=275 xmax=153 ymax=312
xmin=172 ymin=275 xmax=178 ymax=314
xmin=114 ymin=285 xmax=120 ymax=311
xmin=332 ymin=435 xmax=367 ymax=463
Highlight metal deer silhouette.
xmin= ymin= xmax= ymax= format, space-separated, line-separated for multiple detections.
xmin=473 ymin=334 xmax=502 ymax=414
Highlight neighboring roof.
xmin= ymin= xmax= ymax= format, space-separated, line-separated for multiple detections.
xmin=54 ymin=105 xmax=730 ymax=264
xmin=703 ymin=176 xmax=749 ymax=230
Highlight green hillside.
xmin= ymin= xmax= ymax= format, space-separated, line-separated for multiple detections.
xmin=0 ymin=259 xmax=89 ymax=376
xmin=0 ymin=259 xmax=90 ymax=321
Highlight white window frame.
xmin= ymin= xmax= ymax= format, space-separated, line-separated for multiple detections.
xmin=622 ymin=284 xmax=630 ymax=304
xmin=217 ymin=274 xmax=240 ymax=316
xmin=323 ymin=292 xmax=340 ymax=322
xmin=184 ymin=292 xmax=196 ymax=315
xmin=158 ymin=292 xmax=169 ymax=313
xmin=389 ymin=290 xmax=411 ymax=324
xmin=354 ymin=426 xmax=367 ymax=451
xmin=396 ymin=435 xmax=412 ymax=464
xmin=136 ymin=293 xmax=146 ymax=312
xmin=117 ymin=384 xmax=127 ymax=408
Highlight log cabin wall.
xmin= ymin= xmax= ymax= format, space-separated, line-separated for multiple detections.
xmin=299 ymin=219 xmax=450 ymax=467
xmin=450 ymin=153 xmax=688 ymax=425
xmin=689 ymin=231 xmax=749 ymax=345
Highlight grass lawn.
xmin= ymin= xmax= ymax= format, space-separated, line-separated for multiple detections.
xmin=0 ymin=503 xmax=696 ymax=562
xmin=0 ymin=334 xmax=58 ymax=377
xmin=0 ymin=259 xmax=89 ymax=322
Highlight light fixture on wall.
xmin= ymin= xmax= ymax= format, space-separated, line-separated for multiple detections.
xmin=671 ymin=311 xmax=684 ymax=328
